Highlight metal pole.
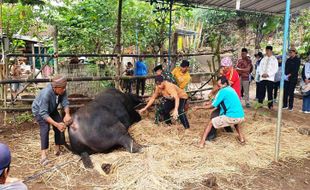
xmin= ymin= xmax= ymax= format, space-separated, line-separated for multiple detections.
xmin=275 ymin=0 xmax=291 ymax=161
xmin=167 ymin=0 xmax=173 ymax=71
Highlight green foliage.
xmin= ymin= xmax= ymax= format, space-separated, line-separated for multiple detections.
xmin=7 ymin=112 xmax=33 ymax=125
xmin=1 ymin=3 xmax=36 ymax=39
xmin=291 ymin=9 xmax=310 ymax=57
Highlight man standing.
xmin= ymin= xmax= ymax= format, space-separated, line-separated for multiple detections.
xmin=283 ymin=47 xmax=301 ymax=111
xmin=254 ymin=52 xmax=264 ymax=100
xmin=236 ymin=48 xmax=252 ymax=108
xmin=258 ymin=46 xmax=278 ymax=109
xmin=135 ymin=57 xmax=148 ymax=96
xmin=194 ymin=76 xmax=245 ymax=148
xmin=172 ymin=60 xmax=191 ymax=90
xmin=0 ymin=143 xmax=28 ymax=190
xmin=139 ymin=75 xmax=190 ymax=129
xmin=32 ymin=75 xmax=72 ymax=165
xmin=220 ymin=57 xmax=241 ymax=98
xmin=153 ymin=64 xmax=176 ymax=84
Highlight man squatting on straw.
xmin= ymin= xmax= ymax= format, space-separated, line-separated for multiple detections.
xmin=32 ymin=75 xmax=72 ymax=165
xmin=193 ymin=76 xmax=245 ymax=148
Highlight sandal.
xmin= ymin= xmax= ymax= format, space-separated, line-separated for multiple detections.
xmin=40 ymin=158 xmax=49 ymax=166
xmin=236 ymin=136 xmax=245 ymax=145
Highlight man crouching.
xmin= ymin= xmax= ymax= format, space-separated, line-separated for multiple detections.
xmin=194 ymin=76 xmax=245 ymax=147
xmin=139 ymin=75 xmax=190 ymax=129
xmin=32 ymin=75 xmax=72 ymax=165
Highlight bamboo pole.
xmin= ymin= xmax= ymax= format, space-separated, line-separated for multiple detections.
xmin=115 ymin=0 xmax=123 ymax=89
xmin=5 ymin=50 xmax=236 ymax=58
xmin=0 ymin=72 xmax=213 ymax=84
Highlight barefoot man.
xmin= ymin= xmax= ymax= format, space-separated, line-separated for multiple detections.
xmin=194 ymin=76 xmax=245 ymax=147
xmin=32 ymin=75 xmax=72 ymax=165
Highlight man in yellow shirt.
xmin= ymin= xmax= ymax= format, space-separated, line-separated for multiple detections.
xmin=172 ymin=60 xmax=191 ymax=90
xmin=139 ymin=75 xmax=190 ymax=129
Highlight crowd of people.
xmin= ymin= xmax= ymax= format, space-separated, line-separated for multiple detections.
xmin=1 ymin=48 xmax=309 ymax=189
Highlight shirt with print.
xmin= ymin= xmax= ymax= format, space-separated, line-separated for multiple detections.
xmin=171 ymin=67 xmax=191 ymax=90
xmin=236 ymin=58 xmax=252 ymax=80
xmin=212 ymin=86 xmax=244 ymax=118
xmin=224 ymin=68 xmax=241 ymax=98
xmin=32 ymin=84 xmax=69 ymax=119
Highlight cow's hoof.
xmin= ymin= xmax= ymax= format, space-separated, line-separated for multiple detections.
xmin=101 ymin=163 xmax=112 ymax=174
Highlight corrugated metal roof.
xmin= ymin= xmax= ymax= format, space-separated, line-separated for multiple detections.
xmin=175 ymin=0 xmax=310 ymax=14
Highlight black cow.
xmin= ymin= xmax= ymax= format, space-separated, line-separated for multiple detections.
xmin=67 ymin=88 xmax=142 ymax=168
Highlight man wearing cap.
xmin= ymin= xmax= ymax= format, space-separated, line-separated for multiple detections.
xmin=138 ymin=75 xmax=190 ymax=129
xmin=258 ymin=46 xmax=278 ymax=109
xmin=236 ymin=48 xmax=252 ymax=108
xmin=153 ymin=64 xmax=176 ymax=84
xmin=220 ymin=57 xmax=241 ymax=98
xmin=171 ymin=60 xmax=191 ymax=90
xmin=0 ymin=143 xmax=28 ymax=190
xmin=283 ymin=47 xmax=301 ymax=111
xmin=32 ymin=75 xmax=71 ymax=165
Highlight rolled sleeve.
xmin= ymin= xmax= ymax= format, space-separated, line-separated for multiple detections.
xmin=61 ymin=91 xmax=69 ymax=108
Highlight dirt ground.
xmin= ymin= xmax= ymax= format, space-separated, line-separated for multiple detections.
xmin=0 ymin=95 xmax=309 ymax=190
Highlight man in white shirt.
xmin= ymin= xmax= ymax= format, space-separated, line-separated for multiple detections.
xmin=258 ymin=46 xmax=278 ymax=109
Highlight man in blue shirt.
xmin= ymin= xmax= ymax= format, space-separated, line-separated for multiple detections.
xmin=134 ymin=58 xmax=148 ymax=96
xmin=194 ymin=76 xmax=245 ymax=148
xmin=32 ymin=75 xmax=72 ymax=165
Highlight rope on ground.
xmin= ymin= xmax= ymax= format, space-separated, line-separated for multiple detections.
xmin=23 ymin=158 xmax=80 ymax=183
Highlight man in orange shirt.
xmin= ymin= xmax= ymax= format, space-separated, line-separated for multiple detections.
xmin=139 ymin=75 xmax=190 ymax=129
xmin=172 ymin=60 xmax=191 ymax=90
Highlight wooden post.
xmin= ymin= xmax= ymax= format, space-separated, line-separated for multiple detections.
xmin=53 ymin=25 xmax=58 ymax=74
xmin=31 ymin=43 xmax=36 ymax=75
xmin=115 ymin=0 xmax=123 ymax=89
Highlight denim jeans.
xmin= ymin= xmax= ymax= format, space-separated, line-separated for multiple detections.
xmin=302 ymin=92 xmax=310 ymax=112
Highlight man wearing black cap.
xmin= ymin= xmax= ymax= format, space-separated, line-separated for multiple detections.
xmin=0 ymin=143 xmax=28 ymax=189
xmin=153 ymin=64 xmax=176 ymax=84
xmin=171 ymin=60 xmax=191 ymax=90
xmin=139 ymin=75 xmax=190 ymax=129
xmin=32 ymin=75 xmax=72 ymax=165
xmin=283 ymin=47 xmax=301 ymax=111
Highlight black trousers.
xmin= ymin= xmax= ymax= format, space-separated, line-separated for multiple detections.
xmin=283 ymin=81 xmax=297 ymax=109
xmin=124 ymin=79 xmax=132 ymax=93
xmin=273 ymin=81 xmax=280 ymax=100
xmin=163 ymin=98 xmax=190 ymax=129
xmin=136 ymin=78 xmax=146 ymax=96
xmin=255 ymin=82 xmax=261 ymax=99
xmin=35 ymin=111 xmax=65 ymax=150
xmin=258 ymin=80 xmax=274 ymax=108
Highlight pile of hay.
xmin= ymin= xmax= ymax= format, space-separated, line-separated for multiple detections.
xmin=88 ymin=109 xmax=310 ymax=189
xmin=11 ymin=109 xmax=310 ymax=189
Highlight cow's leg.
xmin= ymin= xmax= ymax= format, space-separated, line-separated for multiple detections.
xmin=81 ymin=152 xmax=94 ymax=168
xmin=112 ymin=122 xmax=141 ymax=153
xmin=119 ymin=134 xmax=141 ymax=153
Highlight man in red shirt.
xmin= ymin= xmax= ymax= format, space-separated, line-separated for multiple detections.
xmin=236 ymin=48 xmax=253 ymax=108
xmin=220 ymin=57 xmax=241 ymax=98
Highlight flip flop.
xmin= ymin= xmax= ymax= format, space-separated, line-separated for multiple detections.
xmin=40 ymin=158 xmax=49 ymax=166
xmin=236 ymin=136 xmax=246 ymax=145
